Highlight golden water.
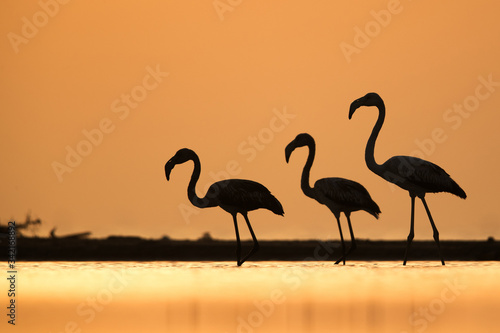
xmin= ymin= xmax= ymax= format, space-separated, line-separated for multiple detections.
xmin=2 ymin=261 xmax=499 ymax=332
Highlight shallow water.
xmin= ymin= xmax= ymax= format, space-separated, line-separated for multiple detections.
xmin=2 ymin=261 xmax=500 ymax=332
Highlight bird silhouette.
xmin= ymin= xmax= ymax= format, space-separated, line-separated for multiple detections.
xmin=349 ymin=92 xmax=467 ymax=265
xmin=165 ymin=148 xmax=284 ymax=266
xmin=285 ymin=133 xmax=380 ymax=264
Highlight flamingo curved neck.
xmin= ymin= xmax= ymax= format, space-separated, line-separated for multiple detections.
xmin=301 ymin=141 xmax=316 ymax=199
xmin=365 ymin=103 xmax=385 ymax=176
xmin=186 ymin=153 xmax=210 ymax=208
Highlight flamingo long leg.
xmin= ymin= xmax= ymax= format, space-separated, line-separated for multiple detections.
xmin=232 ymin=214 xmax=243 ymax=266
xmin=335 ymin=213 xmax=357 ymax=264
xmin=334 ymin=214 xmax=346 ymax=265
xmin=421 ymin=198 xmax=445 ymax=265
xmin=403 ymin=195 xmax=416 ymax=265
xmin=239 ymin=213 xmax=260 ymax=266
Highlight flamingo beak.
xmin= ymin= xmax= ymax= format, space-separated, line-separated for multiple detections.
xmin=349 ymin=98 xmax=364 ymax=119
xmin=164 ymin=160 xmax=175 ymax=181
xmin=285 ymin=142 xmax=296 ymax=163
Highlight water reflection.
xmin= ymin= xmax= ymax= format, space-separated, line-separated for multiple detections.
xmin=4 ymin=261 xmax=500 ymax=332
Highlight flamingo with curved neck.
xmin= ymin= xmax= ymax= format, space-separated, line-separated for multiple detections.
xmin=286 ymin=133 xmax=380 ymax=264
xmin=349 ymin=92 xmax=467 ymax=265
xmin=165 ymin=148 xmax=284 ymax=266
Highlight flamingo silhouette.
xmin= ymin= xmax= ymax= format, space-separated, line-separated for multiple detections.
xmin=165 ymin=148 xmax=284 ymax=266
xmin=349 ymin=92 xmax=467 ymax=265
xmin=285 ymin=133 xmax=380 ymax=264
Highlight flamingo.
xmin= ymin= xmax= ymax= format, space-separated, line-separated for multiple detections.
xmin=285 ymin=133 xmax=380 ymax=264
xmin=349 ymin=92 xmax=467 ymax=265
xmin=164 ymin=148 xmax=284 ymax=266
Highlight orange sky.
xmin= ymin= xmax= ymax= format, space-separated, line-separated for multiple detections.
xmin=1 ymin=0 xmax=500 ymax=240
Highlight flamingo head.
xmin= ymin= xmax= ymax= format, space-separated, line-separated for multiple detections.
xmin=165 ymin=148 xmax=195 ymax=181
xmin=349 ymin=92 xmax=383 ymax=119
xmin=285 ymin=133 xmax=314 ymax=163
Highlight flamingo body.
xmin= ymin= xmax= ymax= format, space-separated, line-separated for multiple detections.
xmin=379 ymin=155 xmax=466 ymax=199
xmin=313 ymin=178 xmax=380 ymax=219
xmin=205 ymin=179 xmax=284 ymax=216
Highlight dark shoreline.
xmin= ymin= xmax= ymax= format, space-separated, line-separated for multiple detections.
xmin=1 ymin=237 xmax=499 ymax=261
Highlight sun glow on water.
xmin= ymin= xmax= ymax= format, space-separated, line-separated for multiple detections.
xmin=5 ymin=261 xmax=500 ymax=332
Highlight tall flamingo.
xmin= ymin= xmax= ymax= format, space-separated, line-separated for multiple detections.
xmin=349 ymin=92 xmax=467 ymax=265
xmin=285 ymin=133 xmax=380 ymax=264
xmin=164 ymin=148 xmax=284 ymax=266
